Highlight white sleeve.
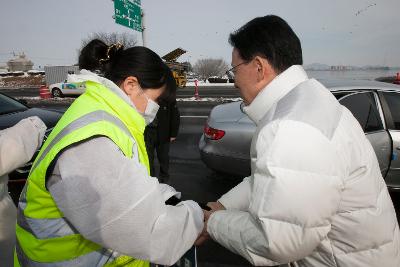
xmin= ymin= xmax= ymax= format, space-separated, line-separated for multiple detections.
xmin=48 ymin=137 xmax=203 ymax=266
xmin=207 ymin=210 xmax=280 ymax=266
xmin=158 ymin=183 xmax=182 ymax=201
xmin=207 ymin=121 xmax=342 ymax=265
xmin=218 ymin=176 xmax=251 ymax=211
xmin=0 ymin=116 xmax=46 ymax=176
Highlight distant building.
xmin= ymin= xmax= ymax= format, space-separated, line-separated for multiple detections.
xmin=7 ymin=53 xmax=34 ymax=72
xmin=330 ymin=65 xmax=348 ymax=71
xmin=0 ymin=64 xmax=8 ymax=72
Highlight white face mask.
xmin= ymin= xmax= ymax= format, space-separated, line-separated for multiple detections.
xmin=141 ymin=94 xmax=160 ymax=125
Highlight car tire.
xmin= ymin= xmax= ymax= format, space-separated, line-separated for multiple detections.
xmin=52 ymin=88 xmax=63 ymax=98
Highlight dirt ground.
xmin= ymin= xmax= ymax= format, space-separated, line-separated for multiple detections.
xmin=0 ymin=75 xmax=45 ymax=88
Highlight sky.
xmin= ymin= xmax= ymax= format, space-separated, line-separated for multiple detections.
xmin=1 ymin=0 xmax=399 ymax=69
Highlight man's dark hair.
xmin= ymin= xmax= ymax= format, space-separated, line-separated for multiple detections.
xmin=79 ymin=39 xmax=176 ymax=102
xmin=229 ymin=15 xmax=302 ymax=74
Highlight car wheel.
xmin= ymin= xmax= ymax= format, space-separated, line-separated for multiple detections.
xmin=52 ymin=88 xmax=63 ymax=98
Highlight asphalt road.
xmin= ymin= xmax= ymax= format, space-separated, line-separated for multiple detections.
xmin=0 ymin=85 xmax=241 ymax=98
xmin=178 ymin=86 xmax=240 ymax=98
xmin=3 ymin=87 xmax=400 ymax=267
xmin=0 ymin=87 xmax=39 ymax=97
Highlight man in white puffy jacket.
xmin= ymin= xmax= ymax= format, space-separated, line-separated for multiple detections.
xmin=0 ymin=116 xmax=46 ymax=266
xmin=199 ymin=15 xmax=400 ymax=266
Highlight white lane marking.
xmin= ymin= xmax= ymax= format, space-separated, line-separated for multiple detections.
xmin=180 ymin=115 xmax=208 ymax=118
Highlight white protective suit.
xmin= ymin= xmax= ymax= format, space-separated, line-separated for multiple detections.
xmin=0 ymin=116 xmax=46 ymax=267
xmin=207 ymin=66 xmax=400 ymax=266
xmin=44 ymin=71 xmax=204 ymax=265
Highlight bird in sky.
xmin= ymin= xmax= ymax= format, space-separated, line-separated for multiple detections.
xmin=355 ymin=3 xmax=377 ymax=16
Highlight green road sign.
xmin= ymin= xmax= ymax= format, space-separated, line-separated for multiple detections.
xmin=114 ymin=0 xmax=142 ymax=32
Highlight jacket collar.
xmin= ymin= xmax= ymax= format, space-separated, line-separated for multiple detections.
xmin=69 ymin=70 xmax=146 ymax=133
xmin=68 ymin=69 xmax=136 ymax=110
xmin=243 ymin=65 xmax=308 ymax=125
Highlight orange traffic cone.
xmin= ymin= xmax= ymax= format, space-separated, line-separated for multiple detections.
xmin=39 ymin=85 xmax=52 ymax=99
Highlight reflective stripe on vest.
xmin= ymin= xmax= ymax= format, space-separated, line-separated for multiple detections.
xmin=31 ymin=110 xmax=132 ymax=173
xmin=15 ymin=82 xmax=150 ymax=267
xmin=15 ymin=237 xmax=113 ymax=266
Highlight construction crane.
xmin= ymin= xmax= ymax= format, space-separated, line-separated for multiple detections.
xmin=162 ymin=48 xmax=188 ymax=88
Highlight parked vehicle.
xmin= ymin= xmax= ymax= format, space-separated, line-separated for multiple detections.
xmin=199 ymin=79 xmax=400 ymax=191
xmin=208 ymin=77 xmax=228 ymax=83
xmin=49 ymin=81 xmax=86 ymax=97
xmin=162 ymin=48 xmax=188 ymax=88
xmin=171 ymin=70 xmax=187 ymax=88
xmin=0 ymin=93 xmax=62 ymax=203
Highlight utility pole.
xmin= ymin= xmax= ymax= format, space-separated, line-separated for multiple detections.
xmin=141 ymin=9 xmax=146 ymax=47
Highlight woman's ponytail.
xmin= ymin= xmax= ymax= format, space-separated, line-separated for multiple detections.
xmin=78 ymin=38 xmax=176 ymax=102
xmin=78 ymin=39 xmax=123 ymax=73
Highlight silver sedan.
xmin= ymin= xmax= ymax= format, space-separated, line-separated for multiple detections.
xmin=199 ymin=79 xmax=400 ymax=191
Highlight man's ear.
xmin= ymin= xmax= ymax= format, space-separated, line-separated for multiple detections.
xmin=121 ymin=76 xmax=139 ymax=95
xmin=255 ymin=56 xmax=276 ymax=83
xmin=254 ymin=56 xmax=266 ymax=82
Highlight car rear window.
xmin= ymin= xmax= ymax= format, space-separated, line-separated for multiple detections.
xmin=0 ymin=94 xmax=27 ymax=115
xmin=339 ymin=92 xmax=383 ymax=133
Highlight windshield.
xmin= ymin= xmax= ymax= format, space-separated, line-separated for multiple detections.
xmin=0 ymin=94 xmax=28 ymax=115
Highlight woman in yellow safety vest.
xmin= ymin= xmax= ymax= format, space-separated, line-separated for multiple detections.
xmin=15 ymin=39 xmax=204 ymax=267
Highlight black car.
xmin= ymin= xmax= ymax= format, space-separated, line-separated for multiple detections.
xmin=0 ymin=93 xmax=62 ymax=204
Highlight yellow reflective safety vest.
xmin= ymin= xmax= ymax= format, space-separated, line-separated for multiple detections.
xmin=15 ymin=81 xmax=150 ymax=267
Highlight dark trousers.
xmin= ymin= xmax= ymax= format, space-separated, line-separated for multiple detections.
xmin=145 ymin=127 xmax=170 ymax=183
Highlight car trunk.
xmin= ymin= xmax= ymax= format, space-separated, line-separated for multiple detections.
xmin=208 ymin=101 xmax=246 ymax=125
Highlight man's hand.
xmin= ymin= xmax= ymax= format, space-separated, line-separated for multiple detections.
xmin=170 ymin=137 xmax=176 ymax=142
xmin=195 ymin=202 xmax=226 ymax=246
xmin=207 ymin=201 xmax=226 ymax=212
xmin=194 ymin=209 xmax=212 ymax=246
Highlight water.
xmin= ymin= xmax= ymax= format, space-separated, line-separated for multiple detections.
xmin=306 ymin=69 xmax=400 ymax=81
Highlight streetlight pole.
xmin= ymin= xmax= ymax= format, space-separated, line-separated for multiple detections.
xmin=141 ymin=9 xmax=146 ymax=47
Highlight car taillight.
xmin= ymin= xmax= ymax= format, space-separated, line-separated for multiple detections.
xmin=204 ymin=124 xmax=225 ymax=140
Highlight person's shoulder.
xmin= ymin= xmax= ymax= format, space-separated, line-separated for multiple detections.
xmin=258 ymin=118 xmax=327 ymax=144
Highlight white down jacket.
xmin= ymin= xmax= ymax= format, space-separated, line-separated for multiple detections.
xmin=207 ymin=66 xmax=400 ymax=267
xmin=0 ymin=116 xmax=46 ymax=267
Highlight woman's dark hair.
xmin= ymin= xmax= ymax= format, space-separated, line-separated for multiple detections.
xmin=78 ymin=39 xmax=176 ymax=102
xmin=229 ymin=15 xmax=302 ymax=74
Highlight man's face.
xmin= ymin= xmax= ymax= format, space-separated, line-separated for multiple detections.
xmin=231 ymin=48 xmax=259 ymax=105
